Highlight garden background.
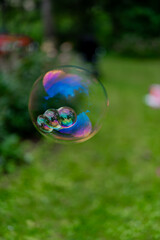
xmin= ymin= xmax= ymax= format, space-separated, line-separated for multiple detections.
xmin=0 ymin=0 xmax=160 ymax=239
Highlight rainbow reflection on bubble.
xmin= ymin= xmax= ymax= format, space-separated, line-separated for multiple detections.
xmin=59 ymin=111 xmax=92 ymax=138
xmin=58 ymin=106 xmax=77 ymax=128
xmin=29 ymin=66 xmax=108 ymax=143
xmin=37 ymin=115 xmax=53 ymax=133
xmin=44 ymin=109 xmax=61 ymax=130
xmin=43 ymin=70 xmax=89 ymax=100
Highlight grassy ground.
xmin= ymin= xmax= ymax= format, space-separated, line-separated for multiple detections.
xmin=1 ymin=56 xmax=160 ymax=240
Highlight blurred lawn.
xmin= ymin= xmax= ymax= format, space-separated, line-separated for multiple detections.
xmin=1 ymin=56 xmax=160 ymax=239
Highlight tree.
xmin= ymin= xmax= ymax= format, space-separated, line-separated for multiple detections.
xmin=41 ymin=0 xmax=55 ymax=40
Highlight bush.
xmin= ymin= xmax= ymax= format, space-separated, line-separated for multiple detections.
xmin=0 ymin=135 xmax=32 ymax=173
xmin=0 ymin=50 xmax=58 ymax=172
xmin=113 ymin=35 xmax=160 ymax=58
xmin=91 ymin=7 xmax=113 ymax=47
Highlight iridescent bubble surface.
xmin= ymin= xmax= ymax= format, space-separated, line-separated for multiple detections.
xmin=44 ymin=109 xmax=61 ymax=130
xmin=58 ymin=107 xmax=77 ymax=128
xmin=37 ymin=115 xmax=53 ymax=133
xmin=29 ymin=66 xmax=108 ymax=142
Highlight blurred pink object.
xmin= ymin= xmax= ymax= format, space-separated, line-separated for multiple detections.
xmin=145 ymin=84 xmax=160 ymax=108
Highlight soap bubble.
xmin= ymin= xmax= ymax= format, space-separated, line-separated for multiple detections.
xmin=37 ymin=115 xmax=53 ymax=133
xmin=29 ymin=66 xmax=108 ymax=143
xmin=58 ymin=106 xmax=77 ymax=128
xmin=44 ymin=109 xmax=61 ymax=130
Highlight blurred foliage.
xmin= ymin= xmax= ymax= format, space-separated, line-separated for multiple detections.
xmin=1 ymin=57 xmax=160 ymax=239
xmin=0 ymin=0 xmax=160 ymax=172
xmin=0 ymin=134 xmax=32 ymax=173
xmin=0 ymin=52 xmax=48 ymax=136
xmin=114 ymin=35 xmax=160 ymax=58
xmin=1 ymin=0 xmax=160 ymax=56
xmin=91 ymin=7 xmax=113 ymax=47
xmin=0 ymin=50 xmax=58 ymax=172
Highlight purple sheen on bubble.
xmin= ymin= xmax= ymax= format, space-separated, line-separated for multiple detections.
xmin=44 ymin=109 xmax=61 ymax=129
xmin=43 ymin=70 xmax=63 ymax=92
xmin=37 ymin=115 xmax=53 ymax=133
xmin=29 ymin=66 xmax=108 ymax=143
xmin=43 ymin=70 xmax=88 ymax=100
xmin=59 ymin=112 xmax=92 ymax=138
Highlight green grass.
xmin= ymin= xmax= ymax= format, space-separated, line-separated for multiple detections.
xmin=1 ymin=56 xmax=160 ymax=240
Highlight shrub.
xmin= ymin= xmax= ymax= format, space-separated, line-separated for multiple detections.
xmin=0 ymin=50 xmax=57 ymax=172
xmin=113 ymin=35 xmax=160 ymax=58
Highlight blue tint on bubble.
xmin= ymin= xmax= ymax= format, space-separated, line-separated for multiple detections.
xmin=29 ymin=67 xmax=108 ymax=143
xmin=58 ymin=106 xmax=77 ymax=128
xmin=44 ymin=73 xmax=89 ymax=100
xmin=59 ymin=111 xmax=92 ymax=138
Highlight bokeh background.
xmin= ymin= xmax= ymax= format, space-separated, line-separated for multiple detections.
xmin=1 ymin=0 xmax=160 ymax=239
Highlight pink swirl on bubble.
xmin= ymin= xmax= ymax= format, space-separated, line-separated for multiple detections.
xmin=43 ymin=70 xmax=64 ymax=92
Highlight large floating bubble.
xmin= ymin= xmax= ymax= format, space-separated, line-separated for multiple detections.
xmin=29 ymin=66 xmax=108 ymax=143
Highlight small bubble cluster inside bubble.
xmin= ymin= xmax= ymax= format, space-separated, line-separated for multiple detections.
xmin=37 ymin=107 xmax=77 ymax=133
